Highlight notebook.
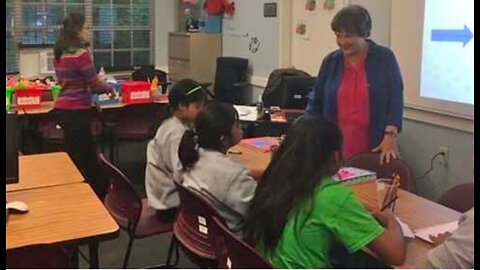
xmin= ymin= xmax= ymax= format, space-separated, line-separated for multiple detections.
xmin=333 ymin=167 xmax=377 ymax=185
xmin=414 ymin=221 xmax=459 ymax=244
xmin=240 ymin=137 xmax=279 ymax=153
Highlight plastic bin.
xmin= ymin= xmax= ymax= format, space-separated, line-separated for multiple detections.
xmin=200 ymin=15 xmax=222 ymax=33
xmin=120 ymin=81 xmax=152 ymax=104
xmin=15 ymin=86 xmax=44 ymax=109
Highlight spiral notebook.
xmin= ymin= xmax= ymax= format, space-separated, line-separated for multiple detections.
xmin=333 ymin=167 xmax=377 ymax=185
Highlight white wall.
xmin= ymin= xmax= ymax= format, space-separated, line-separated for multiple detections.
xmin=222 ymin=0 xmax=279 ymax=86
xmin=154 ymin=0 xmax=177 ymax=71
xmin=290 ymin=0 xmax=345 ymax=75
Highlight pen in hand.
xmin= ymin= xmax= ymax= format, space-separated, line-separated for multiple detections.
xmin=380 ymin=195 xmax=398 ymax=212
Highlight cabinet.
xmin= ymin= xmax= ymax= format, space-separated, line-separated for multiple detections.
xmin=168 ymin=32 xmax=222 ymax=84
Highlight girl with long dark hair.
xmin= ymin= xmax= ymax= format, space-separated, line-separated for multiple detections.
xmin=178 ymin=102 xmax=257 ymax=236
xmin=53 ymin=13 xmax=114 ymax=197
xmin=245 ymin=116 xmax=406 ymax=268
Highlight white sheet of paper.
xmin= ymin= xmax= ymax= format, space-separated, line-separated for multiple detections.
xmin=414 ymin=221 xmax=459 ymax=243
xmin=395 ymin=216 xmax=415 ymax=238
xmin=234 ymin=105 xmax=258 ymax=121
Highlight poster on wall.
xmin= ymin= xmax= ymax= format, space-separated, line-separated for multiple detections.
xmin=295 ymin=20 xmax=309 ymax=40
xmin=304 ymin=0 xmax=318 ymax=14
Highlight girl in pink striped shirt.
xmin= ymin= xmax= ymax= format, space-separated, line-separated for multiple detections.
xmin=53 ymin=13 xmax=113 ymax=198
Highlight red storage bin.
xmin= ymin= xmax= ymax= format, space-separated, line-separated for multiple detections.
xmin=120 ymin=81 xmax=152 ymax=104
xmin=15 ymin=86 xmax=44 ymax=109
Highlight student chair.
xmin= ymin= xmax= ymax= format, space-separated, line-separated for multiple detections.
xmin=38 ymin=111 xmax=103 ymax=152
xmin=98 ymin=153 xmax=177 ymax=268
xmin=210 ymin=216 xmax=274 ymax=269
xmin=438 ymin=183 xmax=474 ymax=213
xmin=106 ymin=103 xmax=168 ymax=163
xmin=6 ymin=244 xmax=74 ymax=269
xmin=345 ymin=152 xmax=416 ymax=193
xmin=173 ymin=182 xmax=227 ymax=268
xmin=212 ymin=57 xmax=249 ymax=104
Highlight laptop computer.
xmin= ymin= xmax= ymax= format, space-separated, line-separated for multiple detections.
xmin=283 ymin=76 xmax=316 ymax=110
xmin=6 ymin=112 xmax=19 ymax=184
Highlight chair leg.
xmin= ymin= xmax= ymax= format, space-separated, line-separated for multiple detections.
xmin=123 ymin=235 xmax=135 ymax=269
xmin=165 ymin=235 xmax=177 ymax=267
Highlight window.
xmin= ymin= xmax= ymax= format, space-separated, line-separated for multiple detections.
xmin=22 ymin=0 xmax=86 ymax=45
xmin=92 ymin=0 xmax=153 ymax=70
xmin=6 ymin=0 xmax=17 ymax=73
xmin=6 ymin=0 xmax=153 ymax=72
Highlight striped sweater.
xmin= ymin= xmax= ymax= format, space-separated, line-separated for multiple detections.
xmin=54 ymin=48 xmax=112 ymax=110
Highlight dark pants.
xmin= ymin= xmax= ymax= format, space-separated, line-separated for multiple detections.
xmin=156 ymin=208 xmax=178 ymax=223
xmin=54 ymin=109 xmax=107 ymax=199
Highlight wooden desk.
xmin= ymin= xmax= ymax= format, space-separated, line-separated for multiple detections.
xmin=228 ymin=143 xmax=462 ymax=269
xmin=6 ymin=183 xmax=120 ymax=268
xmin=7 ymin=152 xmax=84 ymax=192
xmin=349 ymin=181 xmax=461 ymax=268
xmin=6 ymin=183 xmax=119 ymax=249
xmin=228 ymin=138 xmax=277 ymax=180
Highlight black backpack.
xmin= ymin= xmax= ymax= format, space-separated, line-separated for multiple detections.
xmin=262 ymin=68 xmax=313 ymax=108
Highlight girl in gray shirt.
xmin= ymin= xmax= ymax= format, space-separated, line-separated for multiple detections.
xmin=178 ymin=102 xmax=257 ymax=236
xmin=427 ymin=207 xmax=474 ymax=268
xmin=145 ymin=79 xmax=206 ymax=221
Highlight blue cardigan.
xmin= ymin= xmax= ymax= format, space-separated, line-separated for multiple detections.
xmin=306 ymin=40 xmax=404 ymax=148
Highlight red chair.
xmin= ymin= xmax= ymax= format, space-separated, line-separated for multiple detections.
xmin=345 ymin=152 xmax=416 ymax=193
xmin=38 ymin=112 xmax=103 ymax=152
xmin=6 ymin=244 xmax=73 ymax=269
xmin=98 ymin=153 xmax=177 ymax=268
xmin=115 ymin=103 xmax=168 ymax=141
xmin=210 ymin=216 xmax=273 ymax=269
xmin=107 ymin=103 xmax=167 ymax=163
xmin=173 ymin=182 xmax=227 ymax=268
xmin=438 ymin=183 xmax=474 ymax=213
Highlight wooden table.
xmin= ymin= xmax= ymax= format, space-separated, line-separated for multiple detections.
xmin=228 ymin=138 xmax=277 ymax=180
xmin=6 ymin=152 xmax=84 ymax=192
xmin=349 ymin=181 xmax=461 ymax=268
xmin=6 ymin=183 xmax=120 ymax=267
xmin=228 ymin=142 xmax=462 ymax=269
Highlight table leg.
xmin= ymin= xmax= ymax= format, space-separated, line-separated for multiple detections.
xmin=88 ymin=242 xmax=99 ymax=269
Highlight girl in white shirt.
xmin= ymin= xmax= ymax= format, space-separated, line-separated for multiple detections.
xmin=145 ymin=79 xmax=206 ymax=222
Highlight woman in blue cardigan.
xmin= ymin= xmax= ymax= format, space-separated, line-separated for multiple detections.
xmin=306 ymin=5 xmax=403 ymax=164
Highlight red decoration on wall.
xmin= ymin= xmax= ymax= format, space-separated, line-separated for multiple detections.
xmin=204 ymin=0 xmax=236 ymax=15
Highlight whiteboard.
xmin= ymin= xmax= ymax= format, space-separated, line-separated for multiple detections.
xmin=222 ymin=0 xmax=280 ymax=80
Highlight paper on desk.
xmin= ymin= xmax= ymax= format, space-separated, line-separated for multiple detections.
xmin=395 ymin=217 xmax=415 ymax=238
xmin=234 ymin=105 xmax=258 ymax=121
xmin=413 ymin=221 xmax=459 ymax=244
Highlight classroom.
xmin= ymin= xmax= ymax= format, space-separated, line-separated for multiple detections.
xmin=6 ymin=0 xmax=474 ymax=269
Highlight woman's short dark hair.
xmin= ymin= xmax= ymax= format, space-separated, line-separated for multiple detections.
xmin=331 ymin=4 xmax=372 ymax=37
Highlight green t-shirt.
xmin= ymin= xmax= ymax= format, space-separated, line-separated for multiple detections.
xmin=258 ymin=177 xmax=384 ymax=269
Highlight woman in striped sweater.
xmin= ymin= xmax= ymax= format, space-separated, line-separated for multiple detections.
xmin=53 ymin=13 xmax=114 ymax=198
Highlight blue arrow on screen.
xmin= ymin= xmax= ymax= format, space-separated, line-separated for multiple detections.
xmin=431 ymin=25 xmax=473 ymax=47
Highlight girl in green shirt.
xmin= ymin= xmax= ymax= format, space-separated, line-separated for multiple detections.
xmin=245 ymin=116 xmax=406 ymax=268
